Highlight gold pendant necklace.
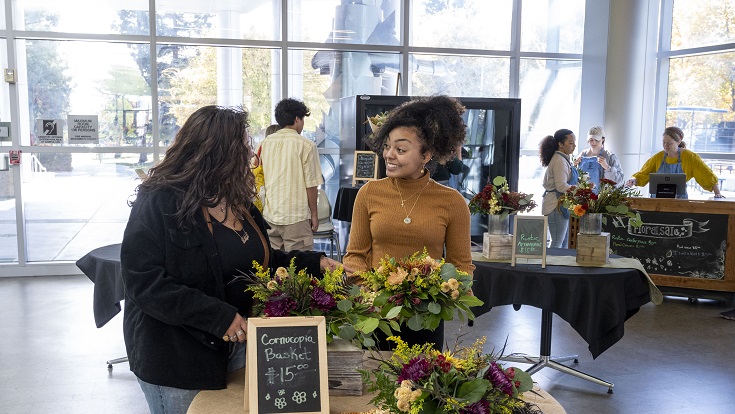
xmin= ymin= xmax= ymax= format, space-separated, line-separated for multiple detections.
xmin=231 ymin=224 xmax=250 ymax=244
xmin=395 ymin=178 xmax=430 ymax=224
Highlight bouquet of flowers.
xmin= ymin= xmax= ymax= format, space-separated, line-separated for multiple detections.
xmin=242 ymin=260 xmax=387 ymax=348
xmin=559 ymin=177 xmax=643 ymax=226
xmin=356 ymin=250 xmax=484 ymax=333
xmin=361 ymin=336 xmax=538 ymax=414
xmin=469 ymin=176 xmax=537 ymax=218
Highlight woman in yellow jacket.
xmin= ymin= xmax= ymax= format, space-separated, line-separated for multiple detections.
xmin=625 ymin=126 xmax=724 ymax=199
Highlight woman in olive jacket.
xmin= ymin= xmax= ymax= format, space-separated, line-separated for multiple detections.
xmin=121 ymin=105 xmax=341 ymax=414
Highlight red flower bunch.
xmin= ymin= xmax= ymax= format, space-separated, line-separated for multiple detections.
xmin=468 ymin=176 xmax=536 ymax=217
xmin=559 ymin=177 xmax=643 ymax=226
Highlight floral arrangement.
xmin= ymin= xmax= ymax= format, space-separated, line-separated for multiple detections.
xmin=559 ymin=176 xmax=643 ymax=226
xmin=242 ymin=260 xmax=387 ymax=347
xmin=361 ymin=336 xmax=538 ymax=414
xmin=356 ymin=250 xmax=484 ymax=333
xmin=468 ymin=176 xmax=537 ymax=218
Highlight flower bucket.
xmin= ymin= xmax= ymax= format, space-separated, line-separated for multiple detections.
xmin=488 ymin=214 xmax=510 ymax=235
xmin=579 ymin=213 xmax=603 ymax=235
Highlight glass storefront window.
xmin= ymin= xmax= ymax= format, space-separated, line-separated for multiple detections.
xmin=156 ymin=0 xmax=279 ymax=40
xmin=521 ymin=0 xmax=585 ymax=53
xmin=519 ymin=58 xmax=581 ymax=149
xmin=288 ymin=0 xmax=400 ymax=46
xmin=411 ymin=0 xmax=512 ymax=50
xmin=20 ymin=40 xmax=152 ymax=148
xmin=0 ymin=0 xmax=5 ymax=30
xmin=666 ymin=53 xmax=735 ymax=154
xmin=671 ymin=0 xmax=735 ymax=50
xmin=23 ymin=152 xmax=138 ymax=262
xmin=410 ymin=54 xmax=510 ymax=98
xmin=519 ymin=58 xmax=581 ymax=207
xmin=157 ymin=44 xmax=276 ymax=150
xmin=14 ymin=0 xmax=149 ymax=34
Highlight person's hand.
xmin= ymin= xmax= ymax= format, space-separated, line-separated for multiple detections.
xmin=625 ymin=178 xmax=637 ymax=187
xmin=714 ymin=194 xmax=726 ymax=199
xmin=574 ymin=157 xmax=581 ymax=167
xmin=597 ymin=156 xmax=610 ymax=171
xmin=222 ymin=313 xmax=248 ymax=343
xmin=310 ymin=211 xmax=319 ymax=232
xmin=320 ymin=256 xmax=353 ymax=274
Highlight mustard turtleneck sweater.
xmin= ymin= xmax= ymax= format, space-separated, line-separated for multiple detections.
xmin=344 ymin=172 xmax=475 ymax=275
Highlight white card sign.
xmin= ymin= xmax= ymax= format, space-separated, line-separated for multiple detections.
xmin=68 ymin=115 xmax=99 ymax=144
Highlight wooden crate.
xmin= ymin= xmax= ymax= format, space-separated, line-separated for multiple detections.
xmin=327 ymin=339 xmax=364 ymax=396
xmin=576 ymin=232 xmax=610 ymax=265
xmin=483 ymin=233 xmax=513 ymax=260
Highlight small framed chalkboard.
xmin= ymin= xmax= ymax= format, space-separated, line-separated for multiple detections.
xmin=352 ymin=151 xmax=379 ymax=186
xmin=246 ymin=316 xmax=329 ymax=414
xmin=512 ymin=215 xmax=548 ymax=268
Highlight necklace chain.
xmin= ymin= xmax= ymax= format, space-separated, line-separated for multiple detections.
xmin=394 ymin=179 xmax=430 ymax=224
xmin=210 ymin=206 xmax=249 ymax=244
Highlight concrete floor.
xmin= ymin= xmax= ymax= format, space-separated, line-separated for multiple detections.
xmin=1 ymin=275 xmax=734 ymax=414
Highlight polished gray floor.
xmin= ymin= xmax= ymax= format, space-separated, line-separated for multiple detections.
xmin=1 ymin=275 xmax=734 ymax=414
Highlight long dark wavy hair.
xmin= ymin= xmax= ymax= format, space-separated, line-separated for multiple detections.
xmin=539 ymin=128 xmax=574 ymax=167
xmin=134 ymin=105 xmax=255 ymax=227
xmin=366 ymin=95 xmax=466 ymax=164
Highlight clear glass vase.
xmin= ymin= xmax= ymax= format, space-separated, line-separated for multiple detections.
xmin=579 ymin=213 xmax=603 ymax=235
xmin=488 ymin=214 xmax=510 ymax=235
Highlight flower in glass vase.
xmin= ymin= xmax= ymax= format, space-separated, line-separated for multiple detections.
xmin=356 ymin=250 xmax=484 ymax=333
xmin=241 ymin=259 xmax=387 ymax=348
xmin=559 ymin=177 xmax=643 ymax=227
xmin=361 ymin=336 xmax=537 ymax=414
xmin=468 ymin=176 xmax=537 ymax=219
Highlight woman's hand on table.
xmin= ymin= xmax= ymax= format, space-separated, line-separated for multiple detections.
xmin=320 ymin=256 xmax=352 ymax=274
xmin=222 ymin=313 xmax=248 ymax=343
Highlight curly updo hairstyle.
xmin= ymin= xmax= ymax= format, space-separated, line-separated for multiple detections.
xmin=539 ymin=128 xmax=574 ymax=167
xmin=367 ymin=95 xmax=466 ymax=163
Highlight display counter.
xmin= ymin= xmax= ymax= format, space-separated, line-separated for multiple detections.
xmin=594 ymin=198 xmax=735 ymax=298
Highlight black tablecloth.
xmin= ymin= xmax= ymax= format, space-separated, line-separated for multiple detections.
xmin=471 ymin=248 xmax=651 ymax=359
xmin=76 ymin=243 xmax=123 ymax=328
xmin=332 ymin=186 xmax=361 ymax=222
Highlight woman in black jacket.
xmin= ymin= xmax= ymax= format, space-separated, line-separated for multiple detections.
xmin=121 ymin=105 xmax=341 ymax=414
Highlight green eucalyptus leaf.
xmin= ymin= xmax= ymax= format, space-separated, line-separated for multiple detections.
xmin=385 ymin=305 xmax=403 ymax=319
xmin=338 ymin=325 xmax=356 ymax=340
xmin=337 ymin=299 xmax=353 ymax=312
xmin=427 ymin=302 xmax=442 ymax=314
xmin=407 ymin=314 xmax=424 ymax=331
xmin=457 ymin=378 xmax=490 ymax=402
xmin=356 ymin=317 xmax=380 ymax=334
xmin=439 ymin=263 xmax=458 ymax=280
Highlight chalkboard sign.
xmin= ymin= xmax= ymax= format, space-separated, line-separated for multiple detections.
xmin=352 ymin=151 xmax=378 ymax=186
xmin=602 ymin=211 xmax=728 ymax=279
xmin=246 ymin=316 xmax=329 ymax=414
xmin=512 ymin=215 xmax=548 ymax=268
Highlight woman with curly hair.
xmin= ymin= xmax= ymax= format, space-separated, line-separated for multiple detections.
xmin=344 ymin=95 xmax=474 ymax=350
xmin=539 ymin=128 xmax=578 ymax=248
xmin=120 ymin=105 xmax=340 ymax=414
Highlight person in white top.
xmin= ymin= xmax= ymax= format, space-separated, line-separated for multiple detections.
xmin=574 ymin=126 xmax=625 ymax=187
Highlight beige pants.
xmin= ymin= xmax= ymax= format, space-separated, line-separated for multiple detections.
xmin=266 ymin=219 xmax=314 ymax=250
